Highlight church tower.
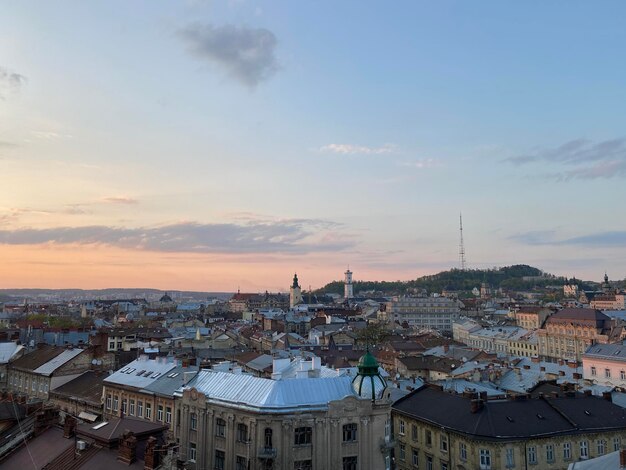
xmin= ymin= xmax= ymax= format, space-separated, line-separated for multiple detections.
xmin=290 ymin=273 xmax=302 ymax=308
xmin=344 ymin=268 xmax=354 ymax=300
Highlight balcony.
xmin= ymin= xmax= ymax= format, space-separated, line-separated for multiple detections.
xmin=379 ymin=437 xmax=396 ymax=452
xmin=258 ymin=447 xmax=277 ymax=459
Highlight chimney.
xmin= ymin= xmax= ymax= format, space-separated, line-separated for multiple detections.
xmin=559 ymin=371 xmax=565 ymax=376
xmin=567 ymin=360 xmax=578 ymax=369
xmin=584 ymin=390 xmax=592 ymax=397
xmin=620 ymin=447 xmax=626 ymax=468
xmin=540 ymin=366 xmax=546 ymax=372
xmin=523 ymin=365 xmax=530 ymax=370
xmin=117 ymin=431 xmax=137 ymax=465
xmin=603 ymin=391 xmax=613 ymax=402
xmin=558 ymin=359 xmax=564 ymax=366
xmin=479 ymin=391 xmax=488 ymax=401
xmin=143 ymin=436 xmax=160 ymax=470
xmin=551 ymin=392 xmax=559 ymax=398
xmin=443 ymin=344 xmax=449 ymax=353
xmin=531 ymin=356 xmax=540 ymax=363
xmin=63 ymin=415 xmax=77 ymax=438
xmin=470 ymin=399 xmax=483 ymax=413
xmin=573 ymin=373 xmax=582 ymax=379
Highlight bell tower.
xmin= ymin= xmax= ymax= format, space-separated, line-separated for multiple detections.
xmin=290 ymin=273 xmax=302 ymax=308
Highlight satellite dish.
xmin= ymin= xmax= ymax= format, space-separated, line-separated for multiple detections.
xmin=97 ymin=360 xmax=103 ymax=365
xmin=91 ymin=359 xmax=98 ymax=365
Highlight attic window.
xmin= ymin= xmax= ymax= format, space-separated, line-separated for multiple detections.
xmin=92 ymin=422 xmax=108 ymax=430
xmin=168 ymin=373 xmax=179 ymax=378
xmin=126 ymin=368 xmax=136 ymax=374
xmin=120 ymin=368 xmax=129 ymax=373
xmin=143 ymin=371 xmax=153 ymax=377
xmin=614 ymin=351 xmax=621 ymax=355
xmin=584 ymin=410 xmax=591 ymax=415
xmin=536 ymin=414 xmax=545 ymax=420
xmin=136 ymin=370 xmax=146 ymax=376
xmin=506 ymin=416 xmax=514 ymax=422
xmin=151 ymin=372 xmax=161 ymax=379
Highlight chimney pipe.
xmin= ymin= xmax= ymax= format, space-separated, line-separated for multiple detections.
xmin=603 ymin=391 xmax=613 ymax=402
xmin=470 ymin=399 xmax=483 ymax=413
xmin=620 ymin=447 xmax=626 ymax=468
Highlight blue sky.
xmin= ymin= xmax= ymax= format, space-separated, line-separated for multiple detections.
xmin=1 ymin=1 xmax=626 ymax=290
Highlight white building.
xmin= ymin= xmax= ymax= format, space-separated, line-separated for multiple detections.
xmin=386 ymin=296 xmax=461 ymax=332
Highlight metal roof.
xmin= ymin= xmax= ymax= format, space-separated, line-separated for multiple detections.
xmin=141 ymin=364 xmax=199 ymax=397
xmin=0 ymin=342 xmax=23 ymax=363
xmin=104 ymin=357 xmax=177 ymax=389
xmin=33 ymin=348 xmax=84 ymax=376
xmin=178 ymin=370 xmax=356 ymax=412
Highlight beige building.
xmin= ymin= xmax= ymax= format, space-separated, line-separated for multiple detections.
xmin=175 ymin=353 xmax=391 ymax=470
xmin=393 ymin=384 xmax=626 ymax=470
xmin=515 ymin=307 xmax=552 ymax=330
xmin=7 ymin=345 xmax=108 ymax=401
xmin=537 ymin=308 xmax=620 ymax=362
xmin=103 ymin=355 xmax=198 ymax=432
xmin=386 ymin=296 xmax=461 ymax=332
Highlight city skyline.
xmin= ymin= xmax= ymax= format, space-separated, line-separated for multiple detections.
xmin=2 ymin=1 xmax=626 ymax=291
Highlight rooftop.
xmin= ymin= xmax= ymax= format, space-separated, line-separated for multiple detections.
xmin=104 ymin=356 xmax=177 ymax=389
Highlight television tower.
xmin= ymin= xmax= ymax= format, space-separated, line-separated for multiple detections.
xmin=459 ymin=213 xmax=467 ymax=270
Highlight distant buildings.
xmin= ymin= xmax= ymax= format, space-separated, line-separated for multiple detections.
xmin=385 ymin=296 xmax=461 ymax=332
xmin=345 ymin=268 xmax=354 ymax=300
xmin=290 ymin=273 xmax=303 ymax=308
xmin=583 ymin=342 xmax=626 ymax=389
xmin=537 ymin=308 xmax=622 ymax=362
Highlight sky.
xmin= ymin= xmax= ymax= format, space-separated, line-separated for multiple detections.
xmin=1 ymin=1 xmax=626 ymax=292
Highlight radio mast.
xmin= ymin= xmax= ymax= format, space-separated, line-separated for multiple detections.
xmin=459 ymin=213 xmax=467 ymax=270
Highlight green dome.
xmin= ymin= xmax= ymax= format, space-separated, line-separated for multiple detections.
xmin=352 ymin=350 xmax=387 ymax=400
xmin=357 ymin=350 xmax=380 ymax=375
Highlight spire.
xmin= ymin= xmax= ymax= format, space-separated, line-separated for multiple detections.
xmin=292 ymin=273 xmax=299 ymax=289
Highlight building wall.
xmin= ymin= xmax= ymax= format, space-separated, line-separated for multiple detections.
xmin=393 ymin=411 xmax=626 ymax=470
xmin=388 ymin=298 xmax=460 ymax=332
xmin=176 ymin=391 xmax=390 ymax=470
xmin=582 ymin=355 xmax=626 ymax=388
xmin=103 ymin=383 xmax=177 ymax=431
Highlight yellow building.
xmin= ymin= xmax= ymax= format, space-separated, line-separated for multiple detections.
xmin=393 ymin=384 xmax=626 ymax=470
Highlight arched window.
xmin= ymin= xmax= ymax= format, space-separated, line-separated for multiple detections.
xmin=265 ymin=427 xmax=273 ymax=448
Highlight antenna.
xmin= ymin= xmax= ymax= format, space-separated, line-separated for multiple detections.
xmin=459 ymin=213 xmax=467 ymax=270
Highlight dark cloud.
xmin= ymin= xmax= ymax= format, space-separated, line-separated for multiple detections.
xmin=510 ymin=230 xmax=626 ymax=247
xmin=0 ymin=220 xmax=353 ymax=254
xmin=0 ymin=67 xmax=26 ymax=98
xmin=503 ymin=138 xmax=626 ymax=180
xmin=178 ymin=23 xmax=278 ymax=87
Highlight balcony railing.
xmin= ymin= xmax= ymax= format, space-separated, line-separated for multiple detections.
xmin=258 ymin=447 xmax=277 ymax=459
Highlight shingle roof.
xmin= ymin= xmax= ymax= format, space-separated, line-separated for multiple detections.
xmin=548 ymin=308 xmax=610 ymax=324
xmin=393 ymin=385 xmax=626 ymax=440
xmin=50 ymin=370 xmax=109 ymax=404
xmin=10 ymin=345 xmax=73 ymax=372
xmin=33 ymin=348 xmax=84 ymax=376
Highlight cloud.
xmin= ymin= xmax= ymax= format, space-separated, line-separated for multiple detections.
xmin=398 ymin=158 xmax=438 ymax=169
xmin=0 ymin=67 xmax=26 ymax=99
xmin=504 ymin=138 xmax=626 ymax=180
xmin=510 ymin=230 xmax=626 ymax=247
xmin=178 ymin=23 xmax=278 ymax=87
xmin=101 ymin=196 xmax=139 ymax=205
xmin=320 ymin=143 xmax=396 ymax=155
xmin=0 ymin=220 xmax=354 ymax=254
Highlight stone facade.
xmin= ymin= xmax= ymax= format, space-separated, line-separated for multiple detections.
xmin=175 ymin=389 xmax=390 ymax=470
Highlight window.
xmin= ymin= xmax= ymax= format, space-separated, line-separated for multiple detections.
xmin=426 ymin=430 xmax=432 ymax=447
xmin=399 ymin=420 xmax=405 ymax=435
xmin=137 ymin=401 xmax=143 ymax=417
xmin=459 ymin=442 xmax=467 ymax=461
xmin=384 ymin=419 xmax=391 ymax=440
xmin=113 ymin=396 xmax=119 ymax=411
xmin=505 ymin=448 xmax=514 ymax=468
xmin=237 ymin=423 xmax=248 ymax=442
xmin=342 ymin=456 xmax=357 ymax=470
xmin=411 ymin=424 xmax=418 ymax=441
xmin=214 ymin=450 xmax=225 ymax=470
xmin=216 ymin=418 xmax=226 ymax=437
xmin=165 ymin=407 xmax=172 ymax=424
xmin=128 ymin=399 xmax=135 ymax=416
xmin=188 ymin=442 xmax=196 ymax=462
xmin=606 ymin=368 xmax=612 ymax=378
xmin=546 ymin=444 xmax=554 ymax=462
xmin=563 ymin=442 xmax=571 ymax=460
xmin=109 ymin=342 xmax=115 ymax=349
xmin=235 ymin=456 xmax=247 ymax=470
xmin=157 ymin=405 xmax=163 ymax=422
xmin=190 ymin=413 xmax=197 ymax=430
xmin=294 ymin=426 xmax=312 ymax=445
xmin=264 ymin=428 xmax=273 ymax=448
xmin=412 ymin=449 xmax=419 ymax=466
xmin=294 ymin=460 xmax=312 ymax=470
xmin=399 ymin=443 xmax=406 ymax=461
xmin=106 ymin=394 xmax=112 ymax=409
xmin=580 ymin=440 xmax=589 ymax=459
xmin=145 ymin=403 xmax=152 ymax=419
xmin=621 ymin=371 xmax=626 ymax=380
xmin=343 ymin=423 xmax=357 ymax=442
xmin=527 ymin=446 xmax=537 ymax=465
xmin=479 ymin=449 xmax=491 ymax=469
xmin=597 ymin=439 xmax=606 ymax=455
xmin=591 ymin=367 xmax=597 ymax=376
xmin=440 ymin=434 xmax=448 ymax=452
xmin=426 ymin=455 xmax=433 ymax=470
xmin=441 ymin=464 xmax=448 ymax=470
xmin=614 ymin=437 xmax=621 ymax=452
xmin=122 ymin=399 xmax=127 ymax=414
